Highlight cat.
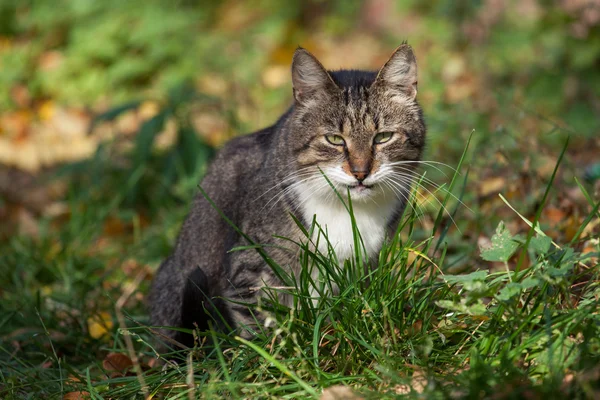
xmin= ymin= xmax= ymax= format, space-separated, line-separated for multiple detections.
xmin=149 ymin=44 xmax=426 ymax=349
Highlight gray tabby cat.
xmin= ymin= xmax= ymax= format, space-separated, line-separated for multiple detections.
xmin=149 ymin=44 xmax=426 ymax=348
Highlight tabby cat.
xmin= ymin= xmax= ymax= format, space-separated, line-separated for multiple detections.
xmin=149 ymin=44 xmax=426 ymax=348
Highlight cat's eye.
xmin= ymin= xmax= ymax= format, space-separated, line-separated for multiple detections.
xmin=325 ymin=135 xmax=346 ymax=146
xmin=373 ymin=132 xmax=394 ymax=144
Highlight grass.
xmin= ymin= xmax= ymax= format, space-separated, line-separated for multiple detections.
xmin=1 ymin=116 xmax=598 ymax=399
xmin=1 ymin=2 xmax=598 ymax=398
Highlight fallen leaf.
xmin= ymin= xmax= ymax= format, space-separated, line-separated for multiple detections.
xmin=63 ymin=392 xmax=90 ymax=400
xmin=103 ymin=352 xmax=133 ymax=375
xmin=38 ymin=101 xmax=56 ymax=121
xmin=87 ymin=312 xmax=113 ymax=339
xmin=262 ymin=65 xmax=288 ymax=88
xmin=411 ymin=370 xmax=427 ymax=394
xmin=543 ymin=206 xmax=566 ymax=225
xmin=10 ymin=85 xmax=31 ymax=108
xmin=394 ymin=384 xmax=411 ymax=395
xmin=478 ymin=176 xmax=507 ymax=197
xmin=103 ymin=216 xmax=127 ymax=236
xmin=0 ymin=110 xmax=31 ymax=140
xmin=139 ymin=101 xmax=160 ymax=121
xmin=197 ymin=73 xmax=228 ymax=96
xmin=320 ymin=385 xmax=363 ymax=400
xmin=38 ymin=50 xmax=63 ymax=71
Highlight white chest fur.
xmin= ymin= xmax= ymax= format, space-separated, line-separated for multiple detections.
xmin=295 ymin=185 xmax=398 ymax=262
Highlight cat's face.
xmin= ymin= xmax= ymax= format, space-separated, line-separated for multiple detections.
xmin=287 ymin=45 xmax=426 ymax=204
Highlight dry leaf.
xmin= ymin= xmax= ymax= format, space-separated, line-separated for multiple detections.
xmin=39 ymin=50 xmax=63 ymax=71
xmin=103 ymin=352 xmax=134 ymax=374
xmin=63 ymin=392 xmax=90 ymax=400
xmin=320 ymin=385 xmax=363 ymax=400
xmin=543 ymin=207 xmax=566 ymax=225
xmin=197 ymin=73 xmax=228 ymax=96
xmin=38 ymin=101 xmax=56 ymax=121
xmin=478 ymin=176 xmax=506 ymax=197
xmin=190 ymin=111 xmax=228 ymax=145
xmin=262 ymin=65 xmax=288 ymax=88
xmin=103 ymin=216 xmax=128 ymax=236
xmin=394 ymin=384 xmax=411 ymax=395
xmin=139 ymin=101 xmax=160 ymax=120
xmin=87 ymin=312 xmax=113 ymax=339
xmin=393 ymin=370 xmax=428 ymax=395
xmin=411 ymin=370 xmax=427 ymax=394
xmin=10 ymin=85 xmax=31 ymax=108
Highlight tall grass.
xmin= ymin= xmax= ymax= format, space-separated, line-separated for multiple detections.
xmin=0 ymin=132 xmax=598 ymax=398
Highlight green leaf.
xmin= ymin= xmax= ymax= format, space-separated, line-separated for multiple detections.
xmin=436 ymin=299 xmax=487 ymax=316
xmin=530 ymin=235 xmax=552 ymax=255
xmin=496 ymin=282 xmax=522 ymax=301
xmin=480 ymin=222 xmax=520 ymax=262
xmin=134 ymin=111 xmax=167 ymax=165
xmin=496 ymin=278 xmax=539 ymax=301
xmin=443 ymin=270 xmax=488 ymax=284
xmin=90 ymin=100 xmax=142 ymax=129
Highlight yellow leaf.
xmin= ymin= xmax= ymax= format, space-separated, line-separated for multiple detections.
xmin=87 ymin=312 xmax=113 ymax=339
xmin=38 ymin=101 xmax=55 ymax=121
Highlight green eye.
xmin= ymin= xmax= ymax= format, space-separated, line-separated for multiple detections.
xmin=374 ymin=132 xmax=394 ymax=144
xmin=326 ymin=135 xmax=346 ymax=146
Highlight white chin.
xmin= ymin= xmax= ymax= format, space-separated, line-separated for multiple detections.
xmin=347 ymin=185 xmax=375 ymax=201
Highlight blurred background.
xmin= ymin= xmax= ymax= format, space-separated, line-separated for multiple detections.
xmin=1 ymin=0 xmax=598 ymax=244
xmin=0 ymin=0 xmax=598 ymax=372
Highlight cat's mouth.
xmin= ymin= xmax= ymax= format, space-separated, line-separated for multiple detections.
xmin=347 ymin=183 xmax=373 ymax=192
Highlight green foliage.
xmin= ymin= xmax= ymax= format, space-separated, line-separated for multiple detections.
xmin=480 ymin=222 xmax=521 ymax=262
xmin=60 ymin=83 xmax=216 ymax=210
xmin=2 ymin=130 xmax=599 ymax=398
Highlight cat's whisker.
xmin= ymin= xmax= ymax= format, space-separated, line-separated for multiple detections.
xmin=269 ymin=178 xmax=323 ymax=209
xmin=385 ymin=177 xmax=426 ymax=223
xmin=267 ymin=172 xmax=337 ymax=214
xmin=262 ymin=174 xmax=322 ymax=212
xmin=268 ymin=167 xmax=324 ymax=193
xmin=291 ymin=179 xmax=336 ymax=213
xmin=387 ymin=175 xmax=461 ymax=233
xmin=388 ymin=160 xmax=459 ymax=175
xmin=255 ymin=167 xmax=320 ymax=201
xmin=390 ymin=168 xmax=473 ymax=214
xmin=381 ymin=178 xmax=426 ymax=225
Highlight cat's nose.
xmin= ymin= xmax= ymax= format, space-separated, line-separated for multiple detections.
xmin=352 ymin=169 xmax=369 ymax=182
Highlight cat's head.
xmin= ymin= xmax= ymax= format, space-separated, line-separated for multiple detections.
xmin=287 ymin=44 xmax=426 ymax=204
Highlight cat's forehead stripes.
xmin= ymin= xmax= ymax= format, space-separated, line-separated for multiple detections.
xmin=339 ymin=85 xmax=377 ymax=136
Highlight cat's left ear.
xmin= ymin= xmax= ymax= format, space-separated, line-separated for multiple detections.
xmin=373 ymin=44 xmax=418 ymax=100
xmin=291 ymin=47 xmax=338 ymax=104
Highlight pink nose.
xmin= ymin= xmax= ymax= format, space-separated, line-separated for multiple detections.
xmin=352 ymin=169 xmax=369 ymax=182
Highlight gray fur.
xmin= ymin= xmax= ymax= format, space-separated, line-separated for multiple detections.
xmin=149 ymin=44 xmax=427 ymax=346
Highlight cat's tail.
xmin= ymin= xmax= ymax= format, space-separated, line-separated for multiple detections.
xmin=177 ymin=267 xmax=233 ymax=347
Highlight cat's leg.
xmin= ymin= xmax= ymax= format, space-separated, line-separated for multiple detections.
xmin=222 ymin=254 xmax=291 ymax=338
xmin=149 ymin=256 xmax=185 ymax=344
xmin=221 ymin=279 xmax=269 ymax=339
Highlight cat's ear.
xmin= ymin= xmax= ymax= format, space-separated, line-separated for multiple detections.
xmin=373 ymin=44 xmax=418 ymax=100
xmin=292 ymin=47 xmax=338 ymax=104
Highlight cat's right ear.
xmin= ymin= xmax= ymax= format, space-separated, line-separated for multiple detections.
xmin=373 ymin=44 xmax=418 ymax=100
xmin=291 ymin=47 xmax=338 ymax=104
